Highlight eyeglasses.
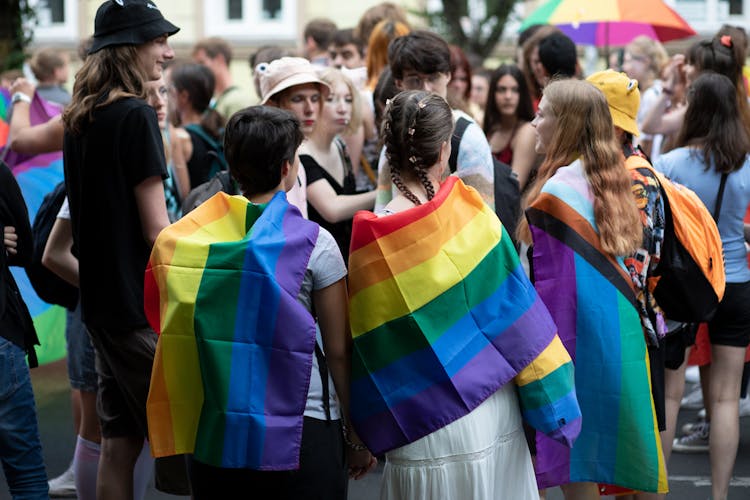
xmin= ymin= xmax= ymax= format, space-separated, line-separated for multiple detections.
xmin=400 ymin=72 xmax=444 ymax=90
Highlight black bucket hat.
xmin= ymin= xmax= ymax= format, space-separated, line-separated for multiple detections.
xmin=89 ymin=0 xmax=180 ymax=55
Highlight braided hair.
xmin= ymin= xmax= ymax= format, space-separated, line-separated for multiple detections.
xmin=381 ymin=90 xmax=453 ymax=205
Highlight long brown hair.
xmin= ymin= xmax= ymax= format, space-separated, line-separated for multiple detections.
xmin=63 ymin=45 xmax=148 ymax=135
xmin=518 ymin=79 xmax=642 ymax=256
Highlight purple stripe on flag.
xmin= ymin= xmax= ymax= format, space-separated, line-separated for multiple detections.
xmin=261 ymin=203 xmax=318 ymax=466
xmin=530 ymin=226 xmax=579 ymax=359
xmin=492 ymin=294 xmax=558 ymax=371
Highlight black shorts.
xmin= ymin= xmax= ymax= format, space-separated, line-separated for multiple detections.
xmin=708 ymin=281 xmax=750 ymax=348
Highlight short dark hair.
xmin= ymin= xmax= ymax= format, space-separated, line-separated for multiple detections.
xmin=388 ymin=30 xmax=451 ymax=80
xmin=332 ymin=28 xmax=364 ymax=55
xmin=193 ymin=37 xmax=232 ymax=65
xmin=224 ymin=106 xmax=304 ymax=196
xmin=538 ymin=32 xmax=577 ymax=78
xmin=303 ymin=18 xmax=338 ymax=50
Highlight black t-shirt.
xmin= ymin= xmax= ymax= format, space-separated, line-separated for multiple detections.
xmin=301 ymin=139 xmax=356 ymax=261
xmin=185 ymin=126 xmax=214 ymax=188
xmin=63 ymin=97 xmax=167 ymax=330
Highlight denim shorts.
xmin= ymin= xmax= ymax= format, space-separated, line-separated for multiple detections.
xmin=65 ymin=303 xmax=97 ymax=393
xmin=0 ymin=337 xmax=49 ymax=498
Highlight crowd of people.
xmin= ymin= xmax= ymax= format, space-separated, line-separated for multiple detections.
xmin=2 ymin=1 xmax=750 ymax=499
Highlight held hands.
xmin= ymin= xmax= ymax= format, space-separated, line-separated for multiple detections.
xmin=3 ymin=226 xmax=18 ymax=255
xmin=343 ymin=422 xmax=377 ymax=479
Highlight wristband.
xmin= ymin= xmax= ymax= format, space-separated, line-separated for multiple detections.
xmin=11 ymin=92 xmax=32 ymax=105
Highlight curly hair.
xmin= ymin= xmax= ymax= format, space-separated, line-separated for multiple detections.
xmin=380 ymin=90 xmax=453 ymax=205
xmin=518 ymin=79 xmax=642 ymax=256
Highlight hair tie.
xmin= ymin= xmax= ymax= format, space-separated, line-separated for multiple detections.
xmin=720 ymin=35 xmax=732 ymax=48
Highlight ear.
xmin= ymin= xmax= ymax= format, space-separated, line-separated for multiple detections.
xmin=280 ymin=159 xmax=291 ymax=178
xmin=395 ymin=79 xmax=405 ymax=91
xmin=438 ymin=140 xmax=450 ymax=163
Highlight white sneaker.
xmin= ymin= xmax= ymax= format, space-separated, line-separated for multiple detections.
xmin=48 ymin=463 xmax=76 ymax=498
xmin=740 ymin=395 xmax=750 ymax=418
xmin=681 ymin=385 xmax=704 ymax=410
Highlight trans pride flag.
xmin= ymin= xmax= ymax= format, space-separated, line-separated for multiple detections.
xmin=348 ymin=176 xmax=581 ymax=456
xmin=145 ymin=191 xmax=320 ymax=470
xmin=1 ymin=89 xmax=67 ymax=364
xmin=527 ymin=160 xmax=668 ymax=493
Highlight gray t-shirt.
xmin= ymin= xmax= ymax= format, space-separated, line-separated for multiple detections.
xmin=297 ymin=227 xmax=347 ymax=420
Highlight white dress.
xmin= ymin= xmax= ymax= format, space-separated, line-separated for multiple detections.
xmin=379 ymin=382 xmax=539 ymax=500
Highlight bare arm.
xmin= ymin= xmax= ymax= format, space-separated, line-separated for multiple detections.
xmin=8 ymin=79 xmax=65 ymax=154
xmin=511 ymin=123 xmax=539 ymax=190
xmin=134 ymin=176 xmax=170 ymax=247
xmin=41 ymin=218 xmax=79 ymax=287
xmin=170 ymin=126 xmax=192 ymax=198
xmin=307 ymin=180 xmax=376 ymax=223
xmin=641 ymin=54 xmax=686 ymax=136
xmin=314 ymin=279 xmax=376 ymax=479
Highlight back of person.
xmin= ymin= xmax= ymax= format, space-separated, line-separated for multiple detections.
xmin=184 ymin=125 xmax=223 ymax=188
xmin=64 ymin=97 xmax=165 ymax=329
xmin=655 ymin=146 xmax=750 ymax=283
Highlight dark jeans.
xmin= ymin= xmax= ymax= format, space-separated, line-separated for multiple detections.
xmin=189 ymin=417 xmax=347 ymax=500
xmin=0 ymin=337 xmax=48 ymax=499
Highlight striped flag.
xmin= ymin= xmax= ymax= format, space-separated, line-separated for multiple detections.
xmin=145 ymin=191 xmax=320 ymax=470
xmin=348 ymin=176 xmax=581 ymax=456
xmin=527 ymin=160 xmax=668 ymax=493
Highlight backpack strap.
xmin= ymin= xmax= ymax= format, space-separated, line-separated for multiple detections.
xmin=184 ymin=124 xmax=219 ymax=149
xmin=713 ymin=173 xmax=729 ymax=222
xmin=314 ymin=341 xmax=332 ymax=423
xmin=449 ymin=117 xmax=472 ymax=173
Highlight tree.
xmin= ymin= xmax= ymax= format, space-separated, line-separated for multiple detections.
xmin=0 ymin=0 xmax=35 ymax=72
xmin=421 ymin=0 xmax=518 ymax=61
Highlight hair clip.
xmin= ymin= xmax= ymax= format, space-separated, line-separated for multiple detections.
xmin=418 ymin=100 xmax=427 ymax=109
xmin=721 ymin=35 xmax=732 ymax=48
xmin=408 ymin=128 xmax=415 ymax=136
xmin=409 ymin=156 xmax=418 ymax=164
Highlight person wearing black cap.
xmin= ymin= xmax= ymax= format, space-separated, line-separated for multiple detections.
xmin=61 ymin=2 xmax=179 ymax=499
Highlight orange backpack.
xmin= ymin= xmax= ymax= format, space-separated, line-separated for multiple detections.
xmin=626 ymin=155 xmax=726 ymax=322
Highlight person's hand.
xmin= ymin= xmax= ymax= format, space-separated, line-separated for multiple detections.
xmin=663 ymin=54 xmax=685 ymax=93
xmin=9 ymin=78 xmax=34 ymax=100
xmin=4 ymin=226 xmax=18 ymax=255
xmin=346 ymin=447 xmax=377 ymax=480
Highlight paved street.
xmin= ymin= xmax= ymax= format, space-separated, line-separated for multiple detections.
xmin=1 ymin=360 xmax=749 ymax=499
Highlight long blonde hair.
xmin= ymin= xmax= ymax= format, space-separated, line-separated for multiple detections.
xmin=63 ymin=45 xmax=148 ymax=135
xmin=518 ymin=79 xmax=642 ymax=256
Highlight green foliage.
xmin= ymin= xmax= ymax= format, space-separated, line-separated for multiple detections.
xmin=417 ymin=0 xmax=518 ymax=60
xmin=0 ymin=0 xmax=36 ymax=72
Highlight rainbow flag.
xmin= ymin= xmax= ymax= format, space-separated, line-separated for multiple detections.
xmin=3 ymin=91 xmax=67 ymax=365
xmin=527 ymin=160 xmax=668 ymax=493
xmin=349 ymin=176 xmax=581 ymax=456
xmin=145 ymin=191 xmax=320 ymax=470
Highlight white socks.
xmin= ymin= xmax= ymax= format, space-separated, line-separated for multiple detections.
xmin=133 ymin=440 xmax=154 ymax=500
xmin=73 ymin=435 xmax=100 ymax=500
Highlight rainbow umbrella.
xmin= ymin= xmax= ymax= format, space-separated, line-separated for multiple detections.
xmin=1 ymin=91 xmax=67 ymax=365
xmin=520 ymin=0 xmax=697 ymax=48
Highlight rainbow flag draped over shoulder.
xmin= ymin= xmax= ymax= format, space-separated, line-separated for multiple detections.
xmin=145 ymin=191 xmax=320 ymax=470
xmin=3 ymin=91 xmax=67 ymax=365
xmin=527 ymin=160 xmax=668 ymax=493
xmin=349 ymin=176 xmax=581 ymax=456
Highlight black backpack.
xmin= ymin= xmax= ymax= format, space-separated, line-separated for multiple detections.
xmin=25 ymin=181 xmax=78 ymax=310
xmin=181 ymin=170 xmax=240 ymax=215
xmin=184 ymin=124 xmax=228 ymax=180
xmin=450 ymin=116 xmax=521 ymax=242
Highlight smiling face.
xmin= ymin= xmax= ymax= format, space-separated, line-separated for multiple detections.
xmin=531 ymin=95 xmax=557 ymax=154
xmin=276 ymin=83 xmax=322 ymax=136
xmin=322 ymin=79 xmax=353 ymax=134
xmin=495 ymin=74 xmax=521 ymax=118
xmin=136 ymin=34 xmax=174 ymax=81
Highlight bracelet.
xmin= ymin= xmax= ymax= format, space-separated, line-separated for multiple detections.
xmin=662 ymin=87 xmax=674 ymax=96
xmin=342 ymin=423 xmax=368 ymax=451
xmin=11 ymin=92 xmax=31 ymax=105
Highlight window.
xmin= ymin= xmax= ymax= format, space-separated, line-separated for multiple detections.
xmin=31 ymin=0 xmax=77 ymax=41
xmin=262 ymin=0 xmax=281 ymax=19
xmin=728 ymin=0 xmax=742 ymax=14
xmin=205 ymin=0 xmax=297 ymax=41
xmin=228 ymin=0 xmax=243 ymax=20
